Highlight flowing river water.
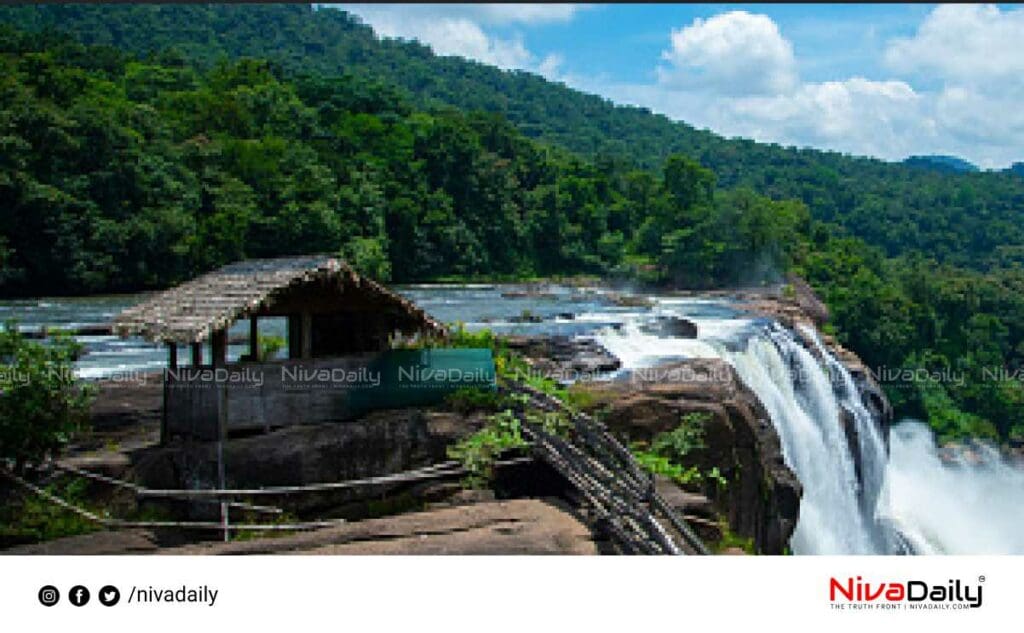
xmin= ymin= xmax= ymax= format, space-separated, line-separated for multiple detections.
xmin=2 ymin=285 xmax=1022 ymax=554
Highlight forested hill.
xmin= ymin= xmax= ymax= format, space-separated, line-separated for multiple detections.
xmin=3 ymin=3 xmax=1024 ymax=271
xmin=2 ymin=5 xmax=1024 ymax=443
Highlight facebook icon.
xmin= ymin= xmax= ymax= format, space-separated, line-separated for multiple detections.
xmin=69 ymin=585 xmax=90 ymax=607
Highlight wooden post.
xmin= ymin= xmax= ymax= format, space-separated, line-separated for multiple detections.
xmin=191 ymin=342 xmax=203 ymax=367
xmin=211 ymin=329 xmax=227 ymax=368
xmin=288 ymin=315 xmax=301 ymax=359
xmin=217 ymin=380 xmax=229 ymax=542
xmin=162 ymin=348 xmax=170 ymax=446
xmin=249 ymin=316 xmax=258 ymax=361
xmin=301 ymin=312 xmax=312 ymax=360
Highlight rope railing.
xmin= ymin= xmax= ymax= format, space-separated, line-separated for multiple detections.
xmin=2 ymin=456 xmax=534 ymax=537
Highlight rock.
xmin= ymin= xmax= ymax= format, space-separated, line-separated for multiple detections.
xmin=128 ymin=408 xmax=487 ymax=516
xmin=639 ymin=316 xmax=698 ymax=338
xmin=570 ymin=358 xmax=801 ymax=554
xmin=508 ymin=312 xmax=544 ymax=323
xmin=500 ymin=285 xmax=557 ymax=300
xmin=502 ymin=335 xmax=620 ymax=382
xmin=160 ymin=498 xmax=599 ymax=555
xmin=604 ymin=292 xmax=655 ymax=308
xmin=2 ymin=529 xmax=160 ymax=555
xmin=787 ymin=274 xmax=830 ymax=326
xmin=682 ymin=515 xmax=724 ymax=543
xmin=654 ymin=476 xmax=715 ymax=519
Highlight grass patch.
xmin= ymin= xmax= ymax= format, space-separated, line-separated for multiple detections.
xmin=713 ymin=519 xmax=756 ymax=554
xmin=0 ymin=476 xmax=102 ymax=547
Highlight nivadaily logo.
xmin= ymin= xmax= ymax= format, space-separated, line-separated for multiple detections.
xmin=829 ymin=575 xmax=985 ymax=611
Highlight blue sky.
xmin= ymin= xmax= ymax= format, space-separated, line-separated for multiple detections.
xmin=331 ymin=4 xmax=1024 ymax=168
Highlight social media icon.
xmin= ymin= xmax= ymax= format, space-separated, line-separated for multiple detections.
xmin=69 ymin=585 xmax=90 ymax=607
xmin=98 ymin=585 xmax=120 ymax=607
xmin=38 ymin=585 xmax=60 ymax=607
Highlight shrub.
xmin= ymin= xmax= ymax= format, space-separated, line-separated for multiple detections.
xmin=444 ymin=386 xmax=507 ymax=413
xmin=257 ymin=334 xmax=285 ymax=361
xmin=0 ymin=322 xmax=95 ymax=468
xmin=0 ymin=476 xmax=100 ymax=546
xmin=446 ymin=409 xmax=527 ymax=487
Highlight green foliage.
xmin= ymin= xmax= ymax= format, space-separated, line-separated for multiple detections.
xmin=650 ymin=412 xmax=708 ymax=458
xmin=0 ymin=19 xmax=814 ymax=295
xmin=714 ymin=520 xmax=756 ymax=555
xmin=0 ymin=476 xmax=100 ymax=546
xmin=631 ymin=412 xmax=723 ymax=489
xmin=257 ymin=334 xmax=285 ymax=361
xmin=0 ymin=8 xmax=1021 ymax=442
xmin=443 ymin=386 xmax=506 ymax=414
xmin=525 ymin=409 xmax=573 ymax=438
xmin=9 ymin=4 xmax=1024 ymax=276
xmin=802 ymin=239 xmax=1024 ymax=440
xmin=446 ymin=409 xmax=527 ymax=488
xmin=0 ymin=322 xmax=95 ymax=466
xmin=341 ymin=236 xmax=391 ymax=282
xmin=632 ymin=451 xmax=703 ymax=487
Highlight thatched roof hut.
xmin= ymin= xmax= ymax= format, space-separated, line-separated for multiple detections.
xmin=112 ymin=257 xmax=466 ymax=442
xmin=113 ymin=255 xmax=443 ymax=347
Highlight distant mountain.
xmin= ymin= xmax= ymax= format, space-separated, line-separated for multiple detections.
xmin=1008 ymin=162 xmax=1024 ymax=177
xmin=903 ymin=155 xmax=980 ymax=173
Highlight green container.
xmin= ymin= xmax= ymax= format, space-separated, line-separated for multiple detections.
xmin=347 ymin=348 xmax=496 ymax=415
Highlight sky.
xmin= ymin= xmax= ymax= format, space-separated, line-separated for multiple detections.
xmin=330 ymin=4 xmax=1024 ymax=169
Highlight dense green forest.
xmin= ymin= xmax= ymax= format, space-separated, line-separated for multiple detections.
xmin=0 ymin=5 xmax=1022 ymax=443
xmin=3 ymin=4 xmax=1024 ymax=271
xmin=0 ymin=26 xmax=805 ymax=292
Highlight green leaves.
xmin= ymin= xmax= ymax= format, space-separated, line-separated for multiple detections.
xmin=0 ymin=322 xmax=95 ymax=467
xmin=446 ymin=409 xmax=527 ymax=488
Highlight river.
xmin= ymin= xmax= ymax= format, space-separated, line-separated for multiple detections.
xmin=1 ymin=285 xmax=1021 ymax=554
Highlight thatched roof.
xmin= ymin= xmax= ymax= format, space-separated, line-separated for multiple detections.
xmin=113 ymin=256 xmax=444 ymax=344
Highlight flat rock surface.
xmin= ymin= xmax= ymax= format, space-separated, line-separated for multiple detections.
xmin=162 ymin=498 xmax=598 ymax=555
xmin=3 ymin=529 xmax=161 ymax=555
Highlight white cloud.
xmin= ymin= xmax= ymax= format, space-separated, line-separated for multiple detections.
xmin=369 ymin=14 xmax=534 ymax=69
xmin=600 ymin=7 xmax=1021 ymax=168
xmin=658 ymin=10 xmax=798 ymax=96
xmin=885 ymin=4 xmax=1024 ymax=84
xmin=727 ymin=78 xmax=929 ymax=158
xmin=333 ymin=4 xmax=583 ymax=75
xmin=329 ymin=5 xmax=1023 ymax=167
xmin=578 ymin=75 xmax=933 ymax=163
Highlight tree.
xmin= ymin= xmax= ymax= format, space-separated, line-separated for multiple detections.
xmin=0 ymin=324 xmax=94 ymax=468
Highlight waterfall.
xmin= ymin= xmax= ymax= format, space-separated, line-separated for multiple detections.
xmin=725 ymin=325 xmax=881 ymax=554
xmin=796 ymin=323 xmax=893 ymax=549
xmin=879 ymin=421 xmax=1024 ymax=554
xmin=596 ymin=315 xmax=890 ymax=553
xmin=595 ymin=301 xmax=1024 ymax=554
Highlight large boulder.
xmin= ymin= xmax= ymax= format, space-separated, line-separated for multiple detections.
xmin=503 ymin=335 xmax=620 ymax=381
xmin=128 ymin=408 xmax=487 ymax=516
xmin=640 ymin=316 xmax=699 ymax=338
xmin=570 ymin=358 xmax=801 ymax=554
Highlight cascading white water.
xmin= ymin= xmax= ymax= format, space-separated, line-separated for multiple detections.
xmin=879 ymin=421 xmax=1024 ymax=554
xmin=725 ymin=326 xmax=879 ymax=553
xmin=796 ymin=323 xmax=892 ymax=548
xmin=597 ymin=313 xmax=885 ymax=553
xmin=594 ymin=298 xmax=1024 ymax=555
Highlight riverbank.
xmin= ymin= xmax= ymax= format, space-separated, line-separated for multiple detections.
xmin=0 ymin=283 xmax=849 ymax=555
xmin=8 ymin=281 xmax=1022 ymax=554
